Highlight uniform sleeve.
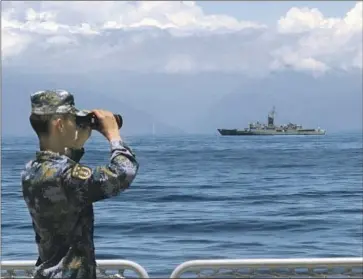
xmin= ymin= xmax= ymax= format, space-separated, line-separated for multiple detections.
xmin=62 ymin=140 xmax=139 ymax=206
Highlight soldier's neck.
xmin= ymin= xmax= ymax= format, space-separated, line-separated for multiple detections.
xmin=39 ymin=137 xmax=66 ymax=155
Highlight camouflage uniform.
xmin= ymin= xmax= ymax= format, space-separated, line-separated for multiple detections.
xmin=21 ymin=90 xmax=139 ymax=279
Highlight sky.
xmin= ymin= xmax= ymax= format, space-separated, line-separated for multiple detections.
xmin=1 ymin=1 xmax=362 ymax=135
xmin=2 ymin=0 xmax=362 ymax=73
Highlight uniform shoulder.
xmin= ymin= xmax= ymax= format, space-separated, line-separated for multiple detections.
xmin=22 ymin=154 xmax=76 ymax=181
xmin=70 ymin=163 xmax=92 ymax=180
xmin=21 ymin=159 xmax=37 ymax=179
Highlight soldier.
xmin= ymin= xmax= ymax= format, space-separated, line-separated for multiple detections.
xmin=21 ymin=90 xmax=139 ymax=279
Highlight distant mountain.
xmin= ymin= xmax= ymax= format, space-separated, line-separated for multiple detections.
xmin=85 ymin=71 xmax=244 ymax=133
xmin=202 ymin=70 xmax=362 ymax=133
xmin=2 ymin=68 xmax=362 ymax=136
xmin=85 ymin=69 xmax=362 ymax=134
xmin=2 ymin=69 xmax=185 ymax=136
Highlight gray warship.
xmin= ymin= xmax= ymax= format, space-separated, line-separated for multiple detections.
xmin=217 ymin=107 xmax=326 ymax=136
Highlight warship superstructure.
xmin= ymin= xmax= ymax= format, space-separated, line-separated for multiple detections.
xmin=217 ymin=107 xmax=326 ymax=136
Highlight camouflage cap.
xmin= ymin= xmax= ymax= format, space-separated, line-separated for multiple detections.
xmin=30 ymin=90 xmax=88 ymax=116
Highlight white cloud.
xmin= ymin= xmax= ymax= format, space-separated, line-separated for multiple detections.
xmin=272 ymin=2 xmax=362 ymax=73
xmin=1 ymin=28 xmax=31 ymax=58
xmin=270 ymin=47 xmax=329 ymax=74
xmin=1 ymin=1 xmax=362 ymax=75
xmin=277 ymin=7 xmax=339 ymax=34
xmin=277 ymin=2 xmax=362 ymax=34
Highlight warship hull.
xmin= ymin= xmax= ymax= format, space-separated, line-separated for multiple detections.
xmin=218 ymin=129 xmax=326 ymax=136
xmin=218 ymin=106 xmax=326 ymax=136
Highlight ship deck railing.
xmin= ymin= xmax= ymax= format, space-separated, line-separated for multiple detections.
xmin=1 ymin=257 xmax=362 ymax=278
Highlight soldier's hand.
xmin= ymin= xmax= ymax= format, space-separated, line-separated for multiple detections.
xmin=92 ymin=109 xmax=121 ymax=141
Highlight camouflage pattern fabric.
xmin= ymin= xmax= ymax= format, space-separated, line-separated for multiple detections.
xmin=30 ymin=89 xmax=88 ymax=116
xmin=21 ymin=140 xmax=139 ymax=279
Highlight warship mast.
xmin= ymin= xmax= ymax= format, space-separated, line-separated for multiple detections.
xmin=267 ymin=106 xmax=275 ymax=127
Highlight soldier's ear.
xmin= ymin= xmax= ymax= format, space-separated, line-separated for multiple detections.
xmin=54 ymin=117 xmax=64 ymax=133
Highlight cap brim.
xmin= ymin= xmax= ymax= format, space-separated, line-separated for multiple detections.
xmin=72 ymin=108 xmax=90 ymax=117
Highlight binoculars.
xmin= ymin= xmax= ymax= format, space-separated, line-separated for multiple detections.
xmin=76 ymin=113 xmax=123 ymax=130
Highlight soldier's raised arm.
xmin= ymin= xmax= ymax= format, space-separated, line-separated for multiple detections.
xmin=61 ymin=109 xmax=139 ymax=206
xmin=62 ymin=139 xmax=138 ymax=205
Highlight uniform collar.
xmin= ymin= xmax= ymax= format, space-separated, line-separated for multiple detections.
xmin=36 ymin=150 xmax=62 ymax=161
xmin=36 ymin=148 xmax=84 ymax=163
